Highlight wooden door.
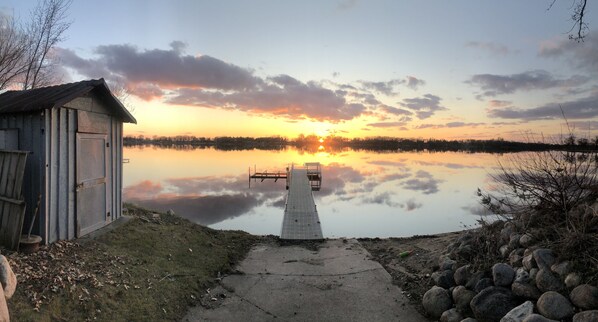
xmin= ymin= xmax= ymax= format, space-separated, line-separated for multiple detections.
xmin=76 ymin=133 xmax=109 ymax=236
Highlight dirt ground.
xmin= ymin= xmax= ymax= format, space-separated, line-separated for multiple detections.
xmin=360 ymin=231 xmax=462 ymax=317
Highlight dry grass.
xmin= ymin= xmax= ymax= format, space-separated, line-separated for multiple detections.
xmin=7 ymin=204 xmax=261 ymax=321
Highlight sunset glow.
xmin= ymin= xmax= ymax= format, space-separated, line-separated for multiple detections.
xmin=4 ymin=1 xmax=597 ymax=140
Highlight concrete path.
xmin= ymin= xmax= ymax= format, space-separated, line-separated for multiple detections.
xmin=183 ymin=239 xmax=428 ymax=322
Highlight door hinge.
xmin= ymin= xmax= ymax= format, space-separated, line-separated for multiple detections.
xmin=106 ymin=142 xmax=110 ymax=148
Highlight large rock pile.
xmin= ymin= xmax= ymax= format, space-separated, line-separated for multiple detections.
xmin=421 ymin=223 xmax=598 ymax=322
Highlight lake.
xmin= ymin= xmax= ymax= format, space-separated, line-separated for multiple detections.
xmin=122 ymin=145 xmax=502 ymax=238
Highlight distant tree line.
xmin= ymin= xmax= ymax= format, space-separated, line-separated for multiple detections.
xmin=124 ymin=134 xmax=598 ymax=153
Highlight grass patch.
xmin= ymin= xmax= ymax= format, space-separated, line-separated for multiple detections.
xmin=7 ymin=204 xmax=260 ymax=321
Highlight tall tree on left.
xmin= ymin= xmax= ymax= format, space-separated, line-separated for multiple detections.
xmin=0 ymin=0 xmax=72 ymax=91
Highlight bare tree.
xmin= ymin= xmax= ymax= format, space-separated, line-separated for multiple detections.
xmin=549 ymin=0 xmax=589 ymax=42
xmin=0 ymin=14 xmax=28 ymax=90
xmin=22 ymin=0 xmax=72 ymax=90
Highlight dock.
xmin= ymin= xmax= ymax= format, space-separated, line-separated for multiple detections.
xmin=250 ymin=163 xmax=323 ymax=240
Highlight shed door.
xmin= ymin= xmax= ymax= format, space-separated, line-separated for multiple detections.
xmin=76 ymin=133 xmax=109 ymax=236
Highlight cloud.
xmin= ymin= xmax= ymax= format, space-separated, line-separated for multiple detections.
xmin=366 ymin=122 xmax=409 ymax=129
xmin=406 ymin=76 xmax=425 ymax=90
xmin=362 ymin=192 xmax=401 ymax=207
xmin=167 ymin=77 xmax=367 ymax=122
xmin=467 ymin=70 xmax=589 ymax=98
xmin=359 ymin=76 xmax=425 ymax=95
xmin=466 ymin=41 xmax=510 ymax=56
xmin=462 ymin=204 xmax=493 ymax=216
xmin=404 ymin=198 xmax=423 ymax=211
xmin=380 ymin=105 xmax=412 ymax=116
xmin=399 ymin=94 xmax=447 ymax=119
xmin=488 ymin=100 xmax=512 ymax=108
xmin=413 ymin=122 xmax=485 ymax=129
xmin=401 ymin=170 xmax=442 ymax=194
xmin=539 ymin=34 xmax=598 ymax=74
xmin=488 ymin=92 xmax=598 ymax=120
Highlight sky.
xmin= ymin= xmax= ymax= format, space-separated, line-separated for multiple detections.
xmin=2 ymin=0 xmax=598 ymax=140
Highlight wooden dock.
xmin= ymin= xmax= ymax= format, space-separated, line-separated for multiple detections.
xmin=280 ymin=166 xmax=323 ymax=240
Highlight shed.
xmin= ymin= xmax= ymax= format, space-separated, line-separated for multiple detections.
xmin=0 ymin=79 xmax=136 ymax=244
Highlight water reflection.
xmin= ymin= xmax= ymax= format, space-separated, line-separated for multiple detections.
xmin=123 ymin=146 xmax=502 ymax=237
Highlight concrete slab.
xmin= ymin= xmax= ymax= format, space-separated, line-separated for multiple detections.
xmin=183 ymin=239 xmax=428 ymax=322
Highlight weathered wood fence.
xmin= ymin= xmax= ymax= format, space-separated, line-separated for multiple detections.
xmin=0 ymin=150 xmax=28 ymax=250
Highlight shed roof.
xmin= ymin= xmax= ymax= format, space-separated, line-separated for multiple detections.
xmin=0 ymin=79 xmax=136 ymax=123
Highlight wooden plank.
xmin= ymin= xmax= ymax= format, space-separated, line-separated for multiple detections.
xmin=0 ymin=150 xmax=28 ymax=250
xmin=43 ymin=110 xmax=51 ymax=244
xmin=4 ymin=154 xmax=16 ymax=198
xmin=67 ymin=109 xmax=76 ymax=239
xmin=58 ymin=109 xmax=68 ymax=240
xmin=0 ymin=153 xmax=10 ymax=197
xmin=49 ymin=108 xmax=58 ymax=243
xmin=13 ymin=153 xmax=27 ymax=199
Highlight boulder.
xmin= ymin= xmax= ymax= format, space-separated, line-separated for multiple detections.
xmin=532 ymin=249 xmax=556 ymax=271
xmin=453 ymin=286 xmax=476 ymax=314
xmin=461 ymin=318 xmax=478 ymax=322
xmin=535 ymin=269 xmax=564 ymax=292
xmin=514 ymin=268 xmax=530 ymax=284
xmin=570 ymin=284 xmax=598 ymax=310
xmin=456 ymin=244 xmax=474 ymax=260
xmin=500 ymin=223 xmax=515 ymax=242
xmin=466 ymin=271 xmax=487 ymax=290
xmin=565 ymin=273 xmax=581 ymax=289
xmin=493 ymin=263 xmax=515 ymax=287
xmin=441 ymin=259 xmax=458 ymax=271
xmin=470 ymin=287 xmax=519 ymax=322
xmin=519 ymin=234 xmax=534 ymax=248
xmin=522 ymin=255 xmax=536 ymax=271
xmin=441 ymin=308 xmax=463 ymax=322
xmin=528 ymin=268 xmax=538 ymax=284
xmin=433 ymin=270 xmax=456 ymax=289
xmin=423 ymin=286 xmax=453 ymax=319
xmin=500 ymin=301 xmax=533 ymax=322
xmin=509 ymin=234 xmax=521 ymax=249
xmin=474 ymin=278 xmax=494 ymax=293
xmin=573 ymin=310 xmax=598 ymax=322
xmin=511 ymin=282 xmax=542 ymax=300
xmin=454 ymin=265 xmax=472 ymax=286
xmin=550 ymin=261 xmax=571 ymax=277
xmin=0 ymin=255 xmax=16 ymax=299
xmin=537 ymin=291 xmax=575 ymax=320
xmin=509 ymin=254 xmax=523 ymax=267
xmin=499 ymin=245 xmax=511 ymax=258
xmin=0 ymin=284 xmax=8 ymax=322
xmin=522 ymin=314 xmax=558 ymax=322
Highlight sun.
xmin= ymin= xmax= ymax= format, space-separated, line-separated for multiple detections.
xmin=318 ymin=138 xmax=324 ymax=143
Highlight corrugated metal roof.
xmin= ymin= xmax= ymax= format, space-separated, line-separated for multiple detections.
xmin=0 ymin=79 xmax=136 ymax=123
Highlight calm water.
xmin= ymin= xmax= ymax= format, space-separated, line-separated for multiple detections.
xmin=122 ymin=146 xmax=502 ymax=238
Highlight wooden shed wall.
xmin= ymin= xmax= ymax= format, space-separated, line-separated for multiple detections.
xmin=0 ymin=106 xmax=125 ymax=244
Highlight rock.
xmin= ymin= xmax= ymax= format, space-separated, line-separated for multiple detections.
xmin=537 ymin=291 xmax=575 ymax=320
xmin=493 ymin=263 xmax=515 ymax=287
xmin=570 ymin=284 xmax=598 ymax=310
xmin=522 ymin=314 xmax=558 ymax=322
xmin=0 ymin=255 xmax=16 ymax=299
xmin=461 ymin=318 xmax=478 ymax=322
xmin=454 ymin=265 xmax=472 ymax=286
xmin=535 ymin=269 xmax=564 ymax=292
xmin=466 ymin=271 xmax=487 ymax=290
xmin=441 ymin=259 xmax=458 ymax=271
xmin=453 ymin=286 xmax=467 ymax=301
xmin=509 ymin=254 xmax=523 ymax=267
xmin=453 ymin=286 xmax=476 ymax=314
xmin=500 ymin=222 xmax=515 ymax=242
xmin=456 ymin=244 xmax=474 ymax=260
xmin=522 ymin=255 xmax=536 ymax=270
xmin=470 ymin=286 xmax=519 ymax=322
xmin=523 ymin=248 xmax=534 ymax=257
xmin=514 ymin=268 xmax=530 ymax=284
xmin=166 ymin=209 xmax=175 ymax=215
xmin=550 ymin=261 xmax=571 ymax=277
xmin=519 ymin=234 xmax=534 ymax=248
xmin=499 ymin=245 xmax=511 ymax=258
xmin=0 ymin=284 xmax=8 ymax=322
xmin=500 ymin=301 xmax=533 ymax=322
xmin=529 ymin=268 xmax=538 ymax=284
xmin=441 ymin=308 xmax=464 ymax=322
xmin=475 ymin=278 xmax=494 ymax=293
xmin=565 ymin=273 xmax=582 ymax=289
xmin=573 ymin=310 xmax=598 ymax=322
xmin=433 ymin=270 xmax=456 ymax=289
xmin=511 ymin=282 xmax=542 ymax=300
xmin=423 ymin=286 xmax=453 ymax=319
xmin=532 ymin=249 xmax=556 ymax=271
xmin=509 ymin=234 xmax=521 ymax=249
